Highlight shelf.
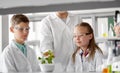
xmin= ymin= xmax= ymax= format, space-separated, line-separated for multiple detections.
xmin=95 ymin=37 xmax=120 ymax=43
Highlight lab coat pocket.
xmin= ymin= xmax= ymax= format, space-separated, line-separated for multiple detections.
xmin=18 ymin=63 xmax=29 ymax=71
xmin=89 ymin=62 xmax=95 ymax=72
xmin=75 ymin=65 xmax=82 ymax=72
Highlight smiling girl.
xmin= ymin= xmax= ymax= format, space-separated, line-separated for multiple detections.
xmin=67 ymin=22 xmax=103 ymax=72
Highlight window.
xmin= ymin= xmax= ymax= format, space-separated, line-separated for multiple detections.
xmin=96 ymin=16 xmax=114 ymax=38
xmin=81 ymin=17 xmax=95 ymax=35
xmin=97 ymin=17 xmax=108 ymax=37
xmin=82 ymin=18 xmax=92 ymax=25
xmin=27 ymin=22 xmax=36 ymax=41
xmin=9 ymin=15 xmax=14 ymax=42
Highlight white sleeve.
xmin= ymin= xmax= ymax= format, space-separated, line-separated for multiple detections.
xmin=39 ymin=18 xmax=54 ymax=52
xmin=29 ymin=48 xmax=41 ymax=72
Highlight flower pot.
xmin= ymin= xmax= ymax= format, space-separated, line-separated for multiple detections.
xmin=40 ymin=64 xmax=55 ymax=72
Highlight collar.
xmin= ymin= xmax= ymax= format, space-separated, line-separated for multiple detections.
xmin=79 ymin=48 xmax=89 ymax=57
xmin=13 ymin=40 xmax=27 ymax=56
xmin=14 ymin=40 xmax=26 ymax=48
xmin=50 ymin=12 xmax=73 ymax=20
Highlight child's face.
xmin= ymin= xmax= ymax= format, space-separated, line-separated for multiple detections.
xmin=114 ymin=25 xmax=120 ymax=37
xmin=73 ymin=26 xmax=92 ymax=48
xmin=10 ymin=22 xmax=29 ymax=44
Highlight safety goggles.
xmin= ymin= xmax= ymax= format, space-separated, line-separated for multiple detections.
xmin=14 ymin=26 xmax=30 ymax=32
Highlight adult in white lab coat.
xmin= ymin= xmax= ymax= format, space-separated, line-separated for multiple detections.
xmin=67 ymin=22 xmax=103 ymax=72
xmin=0 ymin=14 xmax=40 ymax=72
xmin=39 ymin=11 xmax=81 ymax=71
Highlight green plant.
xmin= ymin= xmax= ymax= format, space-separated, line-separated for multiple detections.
xmin=38 ymin=50 xmax=55 ymax=64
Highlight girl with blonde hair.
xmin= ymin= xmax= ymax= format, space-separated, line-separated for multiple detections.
xmin=67 ymin=22 xmax=103 ymax=72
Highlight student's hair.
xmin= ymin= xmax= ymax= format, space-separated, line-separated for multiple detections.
xmin=72 ymin=22 xmax=103 ymax=63
xmin=11 ymin=14 xmax=29 ymax=26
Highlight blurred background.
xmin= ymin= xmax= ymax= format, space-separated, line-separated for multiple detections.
xmin=0 ymin=0 xmax=120 ymax=71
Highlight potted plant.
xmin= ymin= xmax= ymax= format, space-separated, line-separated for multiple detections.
xmin=38 ymin=50 xmax=55 ymax=72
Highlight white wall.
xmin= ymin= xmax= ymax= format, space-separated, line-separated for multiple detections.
xmin=0 ymin=16 xmax=2 ymax=54
xmin=1 ymin=15 xmax=9 ymax=51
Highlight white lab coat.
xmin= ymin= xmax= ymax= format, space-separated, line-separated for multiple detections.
xmin=39 ymin=12 xmax=81 ymax=71
xmin=67 ymin=49 xmax=103 ymax=72
xmin=0 ymin=40 xmax=41 ymax=72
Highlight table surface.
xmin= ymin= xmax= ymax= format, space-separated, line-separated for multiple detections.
xmin=0 ymin=69 xmax=102 ymax=73
xmin=0 ymin=70 xmax=102 ymax=73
